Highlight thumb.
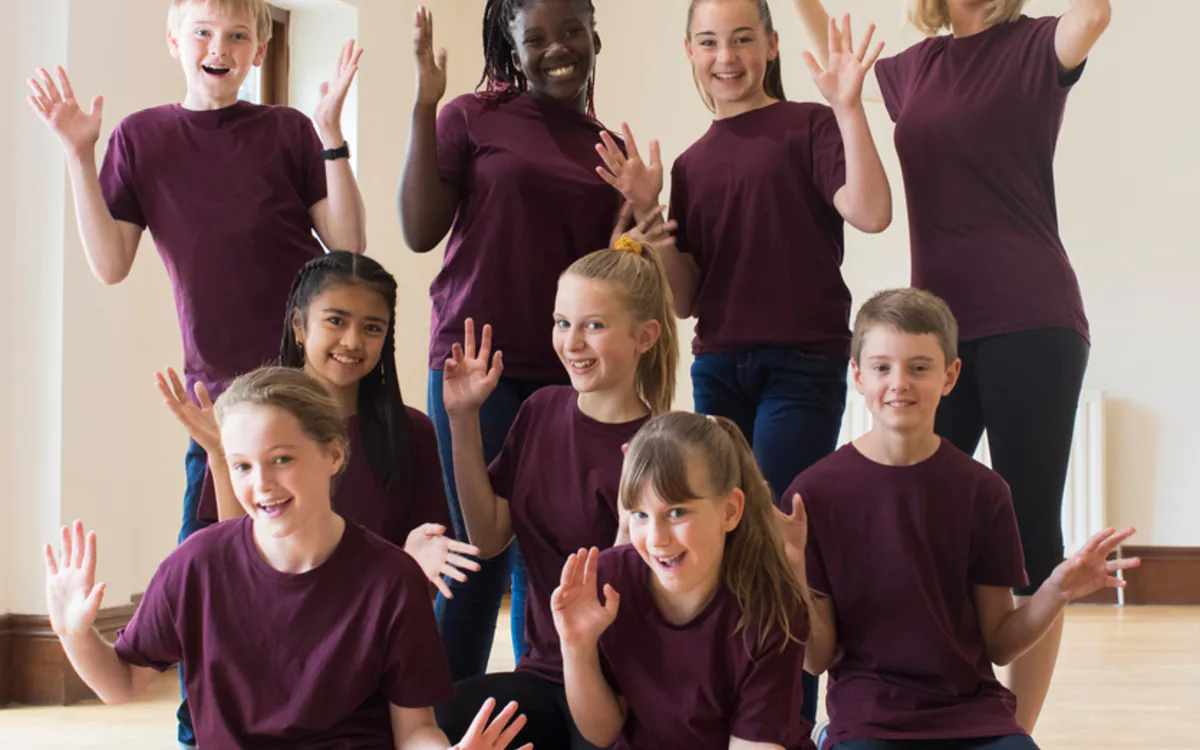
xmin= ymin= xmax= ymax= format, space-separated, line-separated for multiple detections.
xmin=649 ymin=139 xmax=662 ymax=169
xmin=91 ymin=95 xmax=104 ymax=119
xmin=319 ymin=81 xmax=330 ymax=98
xmin=602 ymin=584 xmax=621 ymax=616
xmin=802 ymin=51 xmax=823 ymax=79
xmin=436 ymin=48 xmax=448 ymax=72
xmin=85 ymin=581 xmax=107 ymax=620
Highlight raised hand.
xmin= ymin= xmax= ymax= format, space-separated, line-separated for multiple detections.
xmin=609 ymin=201 xmax=678 ymax=253
xmin=313 ymin=39 xmax=363 ymax=144
xmin=774 ymin=493 xmax=808 ymax=568
xmin=44 ymin=521 xmax=106 ymax=639
xmin=802 ymin=14 xmax=884 ymax=111
xmin=552 ymin=547 xmax=620 ymax=649
xmin=453 ymin=697 xmax=532 ymax=750
xmin=596 ymin=123 xmax=663 ymax=214
xmin=156 ymin=368 xmax=223 ymax=458
xmin=442 ymin=319 xmax=503 ymax=416
xmin=1046 ymin=527 xmax=1141 ymax=602
xmin=404 ymin=523 xmax=482 ymax=599
xmin=27 ymin=67 xmax=103 ymax=157
xmin=413 ymin=5 xmax=448 ymax=107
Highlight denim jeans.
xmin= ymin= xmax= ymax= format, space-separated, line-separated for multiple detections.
xmin=428 ymin=370 xmax=564 ymax=680
xmin=691 ymin=346 xmax=847 ymax=724
xmin=176 ymin=439 xmax=213 ymax=747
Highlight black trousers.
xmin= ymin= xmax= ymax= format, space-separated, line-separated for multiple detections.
xmin=435 ymin=671 xmax=602 ymax=750
xmin=935 ymin=327 xmax=1090 ymax=594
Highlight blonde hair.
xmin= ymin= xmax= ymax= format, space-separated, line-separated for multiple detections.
xmin=214 ymin=366 xmax=348 ymax=474
xmin=907 ymin=0 xmax=1028 ymax=36
xmin=851 ymin=288 xmax=959 ymax=365
xmin=169 ymin=0 xmax=274 ymax=44
xmin=619 ymin=412 xmax=813 ymax=652
xmin=563 ymin=242 xmax=679 ymax=416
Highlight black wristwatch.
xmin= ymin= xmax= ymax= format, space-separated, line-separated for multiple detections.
xmin=323 ymin=141 xmax=351 ymax=161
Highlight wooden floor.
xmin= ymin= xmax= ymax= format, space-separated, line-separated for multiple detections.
xmin=1 ymin=605 xmax=1196 ymax=748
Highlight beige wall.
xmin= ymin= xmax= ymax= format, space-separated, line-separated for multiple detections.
xmin=1 ymin=0 xmax=1194 ymax=616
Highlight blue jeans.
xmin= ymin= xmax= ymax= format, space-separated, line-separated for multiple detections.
xmin=691 ymin=347 xmax=847 ymax=724
xmin=428 ymin=370 xmax=563 ymax=680
xmin=176 ymin=440 xmax=213 ymax=747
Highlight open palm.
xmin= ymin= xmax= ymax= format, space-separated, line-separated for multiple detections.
xmin=596 ymin=123 xmax=663 ymax=214
xmin=454 ymin=697 xmax=532 ymax=750
xmin=156 ymin=367 xmax=222 ymax=457
xmin=552 ymin=547 xmax=620 ymax=649
xmin=27 ymin=67 xmax=103 ymax=157
xmin=803 ymin=14 xmax=884 ymax=110
xmin=413 ymin=6 xmax=448 ymax=107
xmin=442 ymin=319 xmax=503 ymax=416
xmin=1048 ymin=527 xmax=1140 ymax=602
xmin=404 ymin=523 xmax=481 ymax=599
xmin=774 ymin=494 xmax=808 ymax=568
xmin=44 ymin=521 xmax=107 ymax=639
xmin=314 ymin=39 xmax=363 ymax=139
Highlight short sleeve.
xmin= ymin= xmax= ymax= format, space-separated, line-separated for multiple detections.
xmin=436 ymin=96 xmax=474 ymax=188
xmin=730 ymin=626 xmax=809 ymax=745
xmin=113 ymin=560 xmax=183 ymax=671
xmin=874 ymin=44 xmax=920 ymax=123
xmin=809 ymin=107 xmax=846 ymax=206
xmin=408 ymin=410 xmax=452 ymax=534
xmin=667 ymin=161 xmax=691 ymax=258
xmin=968 ymin=475 xmax=1030 ymax=588
xmin=98 ymin=122 xmax=146 ymax=228
xmin=383 ymin=559 xmax=455 ymax=707
xmin=1019 ymin=16 xmax=1085 ymax=98
xmin=295 ymin=113 xmax=328 ymax=209
xmin=487 ymin=399 xmax=534 ymax=500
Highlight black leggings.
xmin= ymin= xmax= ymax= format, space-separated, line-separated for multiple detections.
xmin=935 ymin=327 xmax=1090 ymax=594
xmin=835 ymin=736 xmax=1038 ymax=749
xmin=435 ymin=671 xmax=602 ymax=750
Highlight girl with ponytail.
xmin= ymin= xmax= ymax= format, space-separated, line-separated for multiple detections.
xmin=551 ymin=412 xmax=817 ymax=749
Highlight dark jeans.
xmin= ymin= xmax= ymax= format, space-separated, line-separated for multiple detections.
xmin=176 ymin=439 xmax=213 ymax=747
xmin=935 ymin=327 xmax=1089 ymax=594
xmin=428 ymin=370 xmax=564 ymax=681
xmin=435 ymin=671 xmax=601 ymax=750
xmin=833 ymin=736 xmax=1039 ymax=749
xmin=691 ymin=346 xmax=847 ymax=724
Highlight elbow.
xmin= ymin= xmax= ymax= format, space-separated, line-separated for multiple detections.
xmin=95 ymin=265 xmax=131 ymax=286
xmin=401 ymin=226 xmax=438 ymax=254
xmin=983 ymin=638 xmax=1017 ymax=667
xmin=804 ymin=651 xmax=832 ymax=676
xmin=850 ymin=201 xmax=893 ymax=235
xmin=1085 ymin=2 xmax=1113 ymax=32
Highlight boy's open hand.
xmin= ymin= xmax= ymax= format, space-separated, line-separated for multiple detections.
xmin=27 ymin=66 xmax=103 ymax=158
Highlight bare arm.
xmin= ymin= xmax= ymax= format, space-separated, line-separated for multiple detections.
xmin=1055 ymin=0 xmax=1111 ymax=72
xmin=975 ymin=527 xmax=1139 ymax=666
xmin=448 ymin=411 xmax=514 ymax=559
xmin=311 ymin=41 xmax=367 ymax=254
xmin=803 ymin=593 xmax=838 ymax=675
xmin=399 ymin=8 xmax=461 ymax=253
xmin=209 ymin=459 xmax=244 ymax=522
xmin=391 ymin=706 xmax=452 ymax=750
xmin=729 ymin=739 xmax=786 ymax=750
xmin=27 ymin=67 xmax=142 ymax=285
xmin=562 ymin=643 xmax=627 ymax=746
xmin=59 ymin=630 xmax=159 ymax=705
xmin=794 ymin=2 xmax=883 ymax=103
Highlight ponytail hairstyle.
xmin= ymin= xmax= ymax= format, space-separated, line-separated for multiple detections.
xmin=562 ymin=238 xmax=679 ymax=415
xmin=619 ymin=412 xmax=814 ymax=652
xmin=686 ymin=0 xmax=786 ymax=113
xmin=214 ymin=366 xmax=349 ymax=475
xmin=279 ymin=251 xmax=412 ymax=493
xmin=479 ymin=0 xmax=600 ymax=117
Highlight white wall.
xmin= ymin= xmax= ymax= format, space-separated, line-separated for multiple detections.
xmin=2 ymin=0 xmax=1194 ymax=617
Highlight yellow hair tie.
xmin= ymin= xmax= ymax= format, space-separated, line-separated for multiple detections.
xmin=614 ymin=237 xmax=646 ymax=256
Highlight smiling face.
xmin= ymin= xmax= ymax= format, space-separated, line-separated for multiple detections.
xmin=626 ymin=450 xmax=744 ymax=607
xmin=852 ymin=324 xmax=961 ymax=437
xmin=292 ymin=282 xmax=391 ymax=400
xmin=508 ymin=0 xmax=600 ymax=108
xmin=685 ymin=0 xmax=779 ymax=113
xmin=168 ymin=0 xmax=267 ymax=109
xmin=221 ymin=403 xmax=345 ymax=538
xmin=553 ymin=274 xmax=658 ymax=398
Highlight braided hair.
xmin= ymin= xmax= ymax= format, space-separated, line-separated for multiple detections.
xmin=280 ymin=251 xmax=412 ymax=493
xmin=479 ymin=0 xmax=598 ymax=117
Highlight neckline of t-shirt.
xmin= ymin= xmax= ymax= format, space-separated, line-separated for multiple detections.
xmin=943 ymin=14 xmax=1028 ymax=46
xmin=516 ymin=91 xmax=604 ymax=127
xmin=239 ymin=514 xmax=357 ymax=585
xmin=845 ymin=438 xmax=948 ymax=471
xmin=169 ymin=99 xmax=257 ymax=127
xmin=570 ymin=392 xmax=650 ymax=433
xmin=637 ymin=553 xmax=727 ymax=631
xmin=711 ymin=99 xmax=787 ymax=128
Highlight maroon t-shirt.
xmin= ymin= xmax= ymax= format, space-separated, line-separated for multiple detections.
xmin=669 ymin=101 xmax=849 ymax=360
xmin=198 ymin=408 xmax=449 ymax=546
xmin=432 ymin=93 xmax=623 ymax=379
xmin=114 ymin=517 xmax=454 ymax=749
xmin=595 ymin=545 xmax=814 ymax=750
xmin=875 ymin=15 xmax=1089 ymax=344
xmin=487 ymin=386 xmax=647 ymax=682
xmin=784 ymin=442 xmax=1029 ymax=748
xmin=99 ymin=101 xmax=327 ymax=398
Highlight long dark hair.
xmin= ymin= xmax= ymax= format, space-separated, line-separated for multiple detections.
xmin=686 ymin=0 xmax=786 ymax=112
xmin=279 ymin=251 xmax=411 ymax=492
xmin=479 ymin=0 xmax=599 ymax=117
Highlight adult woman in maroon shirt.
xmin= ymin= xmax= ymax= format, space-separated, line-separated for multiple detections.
xmin=793 ymin=0 xmax=1113 ymax=732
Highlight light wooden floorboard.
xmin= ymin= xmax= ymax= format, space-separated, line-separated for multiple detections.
xmin=1 ymin=605 xmax=1196 ymax=748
